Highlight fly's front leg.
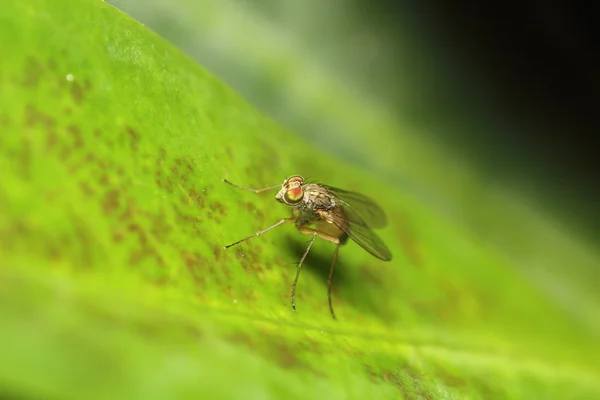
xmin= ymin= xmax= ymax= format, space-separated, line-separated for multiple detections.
xmin=224 ymin=218 xmax=294 ymax=249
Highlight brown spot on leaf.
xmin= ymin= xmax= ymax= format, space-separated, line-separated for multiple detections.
xmin=209 ymin=201 xmax=227 ymax=217
xmin=98 ymin=159 xmax=111 ymax=169
xmin=129 ymin=249 xmax=147 ymax=265
xmin=242 ymin=201 xmax=265 ymax=221
xmin=19 ymin=138 xmax=32 ymax=179
xmin=270 ymin=338 xmax=302 ymax=369
xmin=228 ymin=331 xmax=306 ymax=371
xmin=70 ymin=80 xmax=85 ymax=104
xmin=149 ymin=214 xmax=172 ymax=241
xmin=120 ymin=198 xmax=137 ymax=221
xmin=79 ymin=182 xmax=94 ymax=197
xmin=99 ymin=174 xmax=111 ymax=187
xmin=225 ymin=146 xmax=233 ymax=160
xmin=187 ymin=189 xmax=205 ymax=208
xmin=234 ymin=245 xmax=263 ymax=273
xmin=126 ymin=126 xmax=140 ymax=152
xmin=69 ymin=213 xmax=94 ymax=267
xmin=22 ymin=57 xmax=44 ymax=87
xmin=435 ymin=368 xmax=467 ymax=389
xmin=112 ymin=230 xmax=124 ymax=243
xmin=25 ymin=104 xmax=56 ymax=129
xmin=46 ymin=130 xmax=58 ymax=151
xmin=102 ymin=189 xmax=120 ymax=214
xmin=213 ymin=245 xmax=222 ymax=261
xmin=67 ymin=124 xmax=83 ymax=149
xmin=180 ymin=250 xmax=208 ymax=285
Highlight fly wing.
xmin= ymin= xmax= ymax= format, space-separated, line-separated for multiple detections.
xmin=318 ymin=206 xmax=392 ymax=261
xmin=321 ymin=185 xmax=388 ymax=228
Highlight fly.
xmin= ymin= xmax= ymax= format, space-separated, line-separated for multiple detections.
xmin=223 ymin=175 xmax=392 ymax=319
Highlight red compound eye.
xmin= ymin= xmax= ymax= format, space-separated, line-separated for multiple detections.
xmin=284 ymin=187 xmax=304 ymax=203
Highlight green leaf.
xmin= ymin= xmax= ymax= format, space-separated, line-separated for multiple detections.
xmin=1 ymin=0 xmax=598 ymax=399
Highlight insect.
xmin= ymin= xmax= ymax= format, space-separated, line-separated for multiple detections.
xmin=223 ymin=175 xmax=392 ymax=319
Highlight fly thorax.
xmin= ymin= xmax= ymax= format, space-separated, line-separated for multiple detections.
xmin=303 ymin=185 xmax=337 ymax=210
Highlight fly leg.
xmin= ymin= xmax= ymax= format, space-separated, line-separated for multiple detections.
xmin=224 ymin=218 xmax=294 ymax=249
xmin=327 ymin=241 xmax=341 ymax=320
xmin=222 ymin=178 xmax=281 ymax=193
xmin=290 ymin=231 xmax=317 ymax=312
xmin=292 ymin=226 xmax=341 ymax=319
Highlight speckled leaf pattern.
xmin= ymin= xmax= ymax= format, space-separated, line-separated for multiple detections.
xmin=0 ymin=1 xmax=599 ymax=399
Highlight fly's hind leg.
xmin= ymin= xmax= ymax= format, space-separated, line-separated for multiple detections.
xmin=292 ymin=226 xmax=341 ymax=319
xmin=290 ymin=229 xmax=317 ymax=312
xmin=326 ymin=241 xmax=341 ymax=320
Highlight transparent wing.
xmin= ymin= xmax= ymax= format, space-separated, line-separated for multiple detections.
xmin=320 ymin=206 xmax=392 ymax=261
xmin=321 ymin=185 xmax=388 ymax=229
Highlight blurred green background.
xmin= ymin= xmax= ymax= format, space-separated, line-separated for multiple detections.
xmin=1 ymin=0 xmax=599 ymax=398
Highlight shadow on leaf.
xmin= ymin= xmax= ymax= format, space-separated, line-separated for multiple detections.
xmin=283 ymin=236 xmax=395 ymax=320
